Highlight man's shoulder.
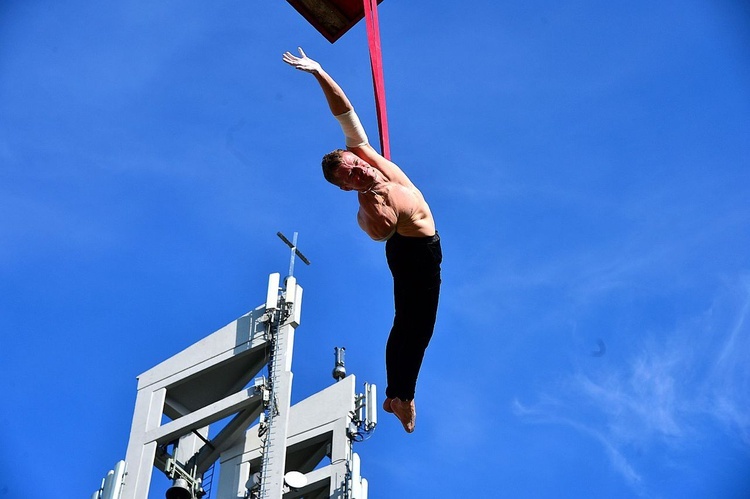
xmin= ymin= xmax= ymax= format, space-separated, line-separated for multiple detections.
xmin=351 ymin=146 xmax=412 ymax=184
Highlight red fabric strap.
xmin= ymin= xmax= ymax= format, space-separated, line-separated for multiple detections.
xmin=363 ymin=0 xmax=390 ymax=160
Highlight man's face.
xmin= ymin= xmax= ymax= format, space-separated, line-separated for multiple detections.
xmin=332 ymin=151 xmax=376 ymax=191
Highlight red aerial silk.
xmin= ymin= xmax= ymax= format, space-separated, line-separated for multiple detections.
xmin=363 ymin=0 xmax=390 ymax=160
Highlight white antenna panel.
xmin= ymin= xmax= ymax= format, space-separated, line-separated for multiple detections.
xmin=366 ymin=383 xmax=377 ymax=427
xmin=266 ymin=273 xmax=280 ymax=310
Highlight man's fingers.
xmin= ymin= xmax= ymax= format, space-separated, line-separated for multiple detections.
xmin=282 ymin=53 xmax=299 ymax=66
xmin=283 ymin=48 xmax=316 ymax=72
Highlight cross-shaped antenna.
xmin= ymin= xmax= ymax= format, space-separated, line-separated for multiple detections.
xmin=277 ymin=231 xmax=311 ymax=277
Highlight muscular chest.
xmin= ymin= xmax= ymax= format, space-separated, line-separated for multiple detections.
xmin=358 ymin=184 xmax=414 ymax=221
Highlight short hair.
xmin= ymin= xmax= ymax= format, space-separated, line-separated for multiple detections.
xmin=321 ymin=149 xmax=345 ymax=185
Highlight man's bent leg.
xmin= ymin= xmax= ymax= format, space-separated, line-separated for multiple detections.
xmin=384 ymin=232 xmax=442 ymax=432
xmin=385 ymin=280 xmax=440 ymax=400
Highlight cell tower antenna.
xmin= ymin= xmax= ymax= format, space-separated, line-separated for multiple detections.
xmin=277 ymin=231 xmax=311 ymax=277
xmin=100 ymin=233 xmax=375 ymax=499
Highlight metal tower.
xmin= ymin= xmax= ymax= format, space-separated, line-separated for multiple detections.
xmin=94 ymin=260 xmax=376 ymax=499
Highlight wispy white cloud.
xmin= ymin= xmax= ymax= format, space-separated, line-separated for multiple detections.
xmin=707 ymin=275 xmax=750 ymax=444
xmin=716 ymin=276 xmax=750 ymax=366
xmin=512 ymin=397 xmax=645 ymax=491
xmin=513 ymin=275 xmax=750 ymax=493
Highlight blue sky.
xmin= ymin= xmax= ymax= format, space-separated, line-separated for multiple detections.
xmin=1 ymin=1 xmax=749 ymax=498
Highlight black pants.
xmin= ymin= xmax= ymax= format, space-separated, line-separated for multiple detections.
xmin=384 ymin=232 xmax=442 ymax=400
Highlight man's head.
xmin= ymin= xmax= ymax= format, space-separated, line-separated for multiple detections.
xmin=321 ymin=149 xmax=345 ymax=185
xmin=321 ymin=149 xmax=377 ymax=191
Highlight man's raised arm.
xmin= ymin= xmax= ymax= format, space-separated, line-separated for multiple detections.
xmin=283 ymin=47 xmax=375 ymax=149
xmin=282 ymin=47 xmax=407 ymax=181
xmin=282 ymin=47 xmax=353 ymax=116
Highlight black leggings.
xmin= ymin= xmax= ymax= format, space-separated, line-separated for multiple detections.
xmin=384 ymin=232 xmax=442 ymax=400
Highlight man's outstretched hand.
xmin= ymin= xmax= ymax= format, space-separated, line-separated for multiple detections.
xmin=282 ymin=47 xmax=322 ymax=74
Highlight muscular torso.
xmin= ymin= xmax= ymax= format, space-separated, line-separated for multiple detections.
xmin=357 ymin=182 xmax=435 ymax=240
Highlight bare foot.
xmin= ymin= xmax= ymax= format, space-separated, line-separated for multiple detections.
xmin=390 ymin=397 xmax=416 ymax=433
xmin=383 ymin=397 xmax=394 ymax=413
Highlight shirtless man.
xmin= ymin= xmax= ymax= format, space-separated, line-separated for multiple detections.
xmin=283 ymin=48 xmax=442 ymax=433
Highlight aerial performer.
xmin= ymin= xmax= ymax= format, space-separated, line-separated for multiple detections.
xmin=282 ymin=48 xmax=441 ymax=433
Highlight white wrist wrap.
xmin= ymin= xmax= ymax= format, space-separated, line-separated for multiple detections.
xmin=334 ymin=109 xmax=369 ymax=148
